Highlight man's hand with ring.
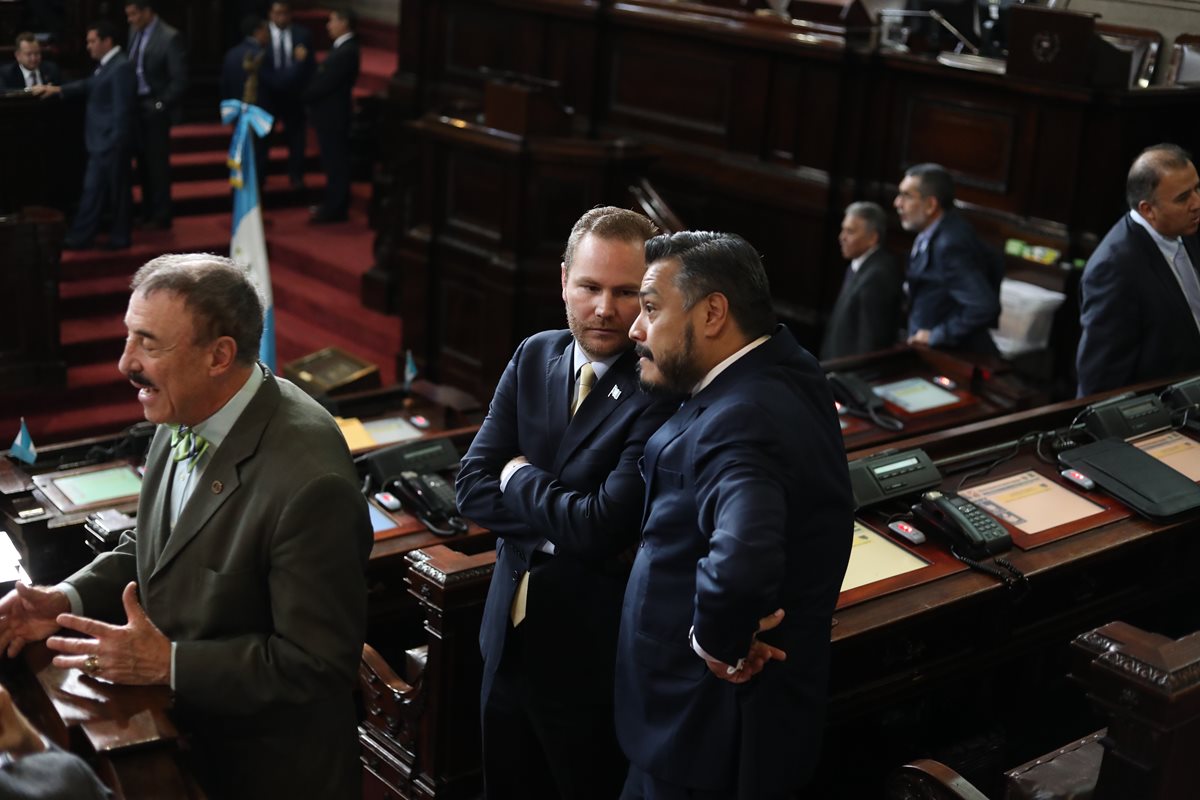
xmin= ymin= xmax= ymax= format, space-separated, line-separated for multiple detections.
xmin=47 ymin=582 xmax=170 ymax=685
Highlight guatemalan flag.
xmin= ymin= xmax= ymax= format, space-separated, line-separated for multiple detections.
xmin=220 ymin=99 xmax=276 ymax=370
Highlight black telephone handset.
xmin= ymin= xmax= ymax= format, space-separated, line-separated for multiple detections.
xmin=392 ymin=470 xmax=468 ymax=537
xmin=912 ymin=489 xmax=1011 ymax=559
xmin=827 ymin=372 xmax=903 ymax=432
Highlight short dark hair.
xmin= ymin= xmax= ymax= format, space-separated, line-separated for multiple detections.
xmin=1126 ymin=143 xmax=1193 ymax=210
xmin=241 ymin=14 xmax=267 ymax=38
xmin=131 ymin=254 xmax=265 ymax=366
xmin=845 ymin=201 xmax=887 ymax=244
xmin=88 ymin=20 xmax=117 ymax=44
xmin=644 ymin=231 xmax=776 ymax=339
xmin=562 ymin=207 xmax=658 ymax=272
xmin=904 ymin=163 xmax=955 ymax=209
xmin=14 ymin=31 xmax=36 ymax=48
xmin=125 ymin=1 xmax=153 ymax=10
xmin=331 ymin=7 xmax=357 ymax=31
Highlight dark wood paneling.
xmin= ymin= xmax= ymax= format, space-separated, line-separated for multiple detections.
xmin=901 ymin=96 xmax=1017 ymax=194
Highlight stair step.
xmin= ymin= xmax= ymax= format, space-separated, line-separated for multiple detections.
xmin=168 ymin=144 xmax=321 ymax=183
xmin=0 ymin=399 xmax=145 ymax=447
xmin=134 ymin=173 xmax=326 ymax=217
xmin=271 ymin=265 xmax=401 ymax=345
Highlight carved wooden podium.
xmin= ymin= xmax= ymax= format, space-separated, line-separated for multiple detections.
xmin=360 ymin=545 xmax=496 ymax=800
xmin=886 ymin=620 xmax=1200 ymax=800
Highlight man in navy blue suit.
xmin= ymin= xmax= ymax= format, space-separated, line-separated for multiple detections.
xmin=261 ymin=2 xmax=314 ymax=189
xmin=304 ymin=8 xmax=358 ymax=223
xmin=617 ymin=231 xmax=854 ymax=799
xmin=35 ymin=21 xmax=134 ymax=250
xmin=895 ymin=163 xmax=1001 ymax=354
xmin=1076 ymin=143 xmax=1200 ymax=396
xmin=457 ymin=207 xmax=677 ymax=799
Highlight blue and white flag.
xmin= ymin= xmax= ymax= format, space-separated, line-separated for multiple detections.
xmin=404 ymin=349 xmax=419 ymax=392
xmin=9 ymin=418 xmax=36 ymax=465
xmin=221 ymin=99 xmax=276 ymax=369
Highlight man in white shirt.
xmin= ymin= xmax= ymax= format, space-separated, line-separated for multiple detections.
xmin=1076 ymin=143 xmax=1200 ymax=395
xmin=261 ymin=1 xmax=313 ymax=189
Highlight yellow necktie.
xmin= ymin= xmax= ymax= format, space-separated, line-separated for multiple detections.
xmin=571 ymin=362 xmax=595 ymax=416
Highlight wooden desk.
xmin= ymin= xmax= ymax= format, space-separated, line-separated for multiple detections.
xmin=1 ymin=643 xmax=201 ymax=799
xmin=817 ymin=379 xmax=1200 ymax=797
xmin=826 ymin=344 xmax=1040 ymax=451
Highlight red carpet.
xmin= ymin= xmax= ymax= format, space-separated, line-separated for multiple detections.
xmin=2 ymin=43 xmax=401 ymax=446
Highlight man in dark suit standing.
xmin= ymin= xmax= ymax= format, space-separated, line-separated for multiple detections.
xmin=820 ymin=201 xmax=904 ymax=359
xmin=617 ymin=232 xmax=854 ymax=799
xmin=0 ymin=254 xmax=371 ymax=800
xmin=1076 ymin=143 xmax=1200 ymax=396
xmin=34 ymin=21 xmax=134 ymax=250
xmin=261 ymin=2 xmax=314 ymax=189
xmin=2 ymin=32 xmax=62 ymax=90
xmin=220 ymin=16 xmax=270 ymax=102
xmin=895 ymin=163 xmax=1001 ymax=354
xmin=457 ymin=207 xmax=677 ymax=799
xmin=304 ymin=7 xmax=359 ymax=223
xmin=124 ymin=1 xmax=187 ymax=230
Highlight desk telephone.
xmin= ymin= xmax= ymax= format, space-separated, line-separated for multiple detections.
xmin=827 ymin=372 xmax=903 ymax=431
xmin=392 ymin=471 xmax=468 ymax=537
xmin=911 ymin=490 xmax=1011 ymax=559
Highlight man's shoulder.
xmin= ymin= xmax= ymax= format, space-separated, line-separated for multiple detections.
xmin=1086 ymin=215 xmax=1148 ymax=275
xmin=519 ymin=329 xmax=573 ymax=355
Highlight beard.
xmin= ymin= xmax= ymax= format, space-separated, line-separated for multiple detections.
xmin=565 ymin=304 xmax=631 ymax=361
xmin=636 ymin=321 xmax=704 ymax=395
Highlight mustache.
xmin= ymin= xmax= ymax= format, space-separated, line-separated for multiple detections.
xmin=128 ymin=371 xmax=156 ymax=390
xmin=634 ymin=345 xmax=653 ymax=361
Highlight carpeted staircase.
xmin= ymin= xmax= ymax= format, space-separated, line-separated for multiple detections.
xmin=2 ymin=39 xmax=400 ymax=446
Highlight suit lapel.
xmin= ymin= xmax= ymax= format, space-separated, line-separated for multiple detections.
xmin=150 ymin=368 xmax=280 ymax=580
xmin=544 ymin=341 xmax=572 ymax=447
xmin=552 ymin=349 xmax=637 ymax=473
xmin=1129 ymin=218 xmax=1197 ymax=326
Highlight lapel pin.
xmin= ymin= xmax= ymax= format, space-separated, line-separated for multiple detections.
xmin=211 ymin=480 xmax=223 ymax=494
xmin=609 ymin=385 xmax=621 ymax=400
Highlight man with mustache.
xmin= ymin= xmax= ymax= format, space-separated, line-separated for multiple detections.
xmin=457 ymin=207 xmax=677 ymax=799
xmin=0 ymin=254 xmax=371 ymax=799
xmin=1076 ymin=143 xmax=1200 ymax=396
xmin=617 ymin=232 xmax=853 ymax=799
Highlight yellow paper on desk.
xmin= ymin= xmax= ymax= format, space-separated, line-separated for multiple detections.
xmin=335 ymin=416 xmax=376 ymax=450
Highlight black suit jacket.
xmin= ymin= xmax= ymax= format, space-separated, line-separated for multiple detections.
xmin=260 ymin=23 xmax=314 ymax=112
xmin=61 ymin=52 xmax=134 ymax=155
xmin=127 ymin=17 xmax=188 ymax=120
xmin=820 ymin=248 xmax=904 ymax=360
xmin=615 ymin=326 xmax=854 ymax=796
xmin=906 ymin=210 xmax=1002 ymax=353
xmin=1076 ymin=213 xmax=1200 ymax=396
xmin=304 ymin=36 xmax=358 ymax=131
xmin=1 ymin=59 xmax=61 ymax=90
xmin=456 ymin=331 xmax=676 ymax=707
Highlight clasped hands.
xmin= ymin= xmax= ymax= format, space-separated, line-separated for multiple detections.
xmin=701 ymin=608 xmax=787 ymax=685
xmin=0 ymin=581 xmax=171 ymax=685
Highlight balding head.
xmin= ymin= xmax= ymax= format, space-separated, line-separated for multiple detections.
xmin=1126 ymin=144 xmax=1200 ymax=238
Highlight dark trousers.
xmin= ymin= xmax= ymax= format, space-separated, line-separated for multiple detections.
xmin=276 ymin=106 xmax=307 ymax=183
xmin=481 ymin=623 xmax=627 ymax=800
xmin=621 ymin=766 xmax=743 ymax=800
xmin=68 ymin=147 xmax=131 ymax=246
xmin=133 ymin=99 xmax=172 ymax=224
xmin=313 ymin=119 xmax=350 ymax=217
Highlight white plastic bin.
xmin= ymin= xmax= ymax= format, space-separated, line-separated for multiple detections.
xmin=991 ymin=278 xmax=1066 ymax=358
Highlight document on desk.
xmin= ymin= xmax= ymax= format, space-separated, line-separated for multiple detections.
xmin=960 ymin=471 xmax=1102 ymax=534
xmin=872 ymin=377 xmax=960 ymax=413
xmin=53 ymin=466 xmax=142 ymax=507
xmin=840 ymin=522 xmax=929 ymax=593
xmin=336 ymin=416 xmax=424 ymax=451
xmin=1133 ymin=431 xmax=1200 ymax=481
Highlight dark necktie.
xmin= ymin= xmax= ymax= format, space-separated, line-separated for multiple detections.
xmin=29 ymin=71 xmax=39 ymax=87
xmin=275 ymin=35 xmax=284 ymax=69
